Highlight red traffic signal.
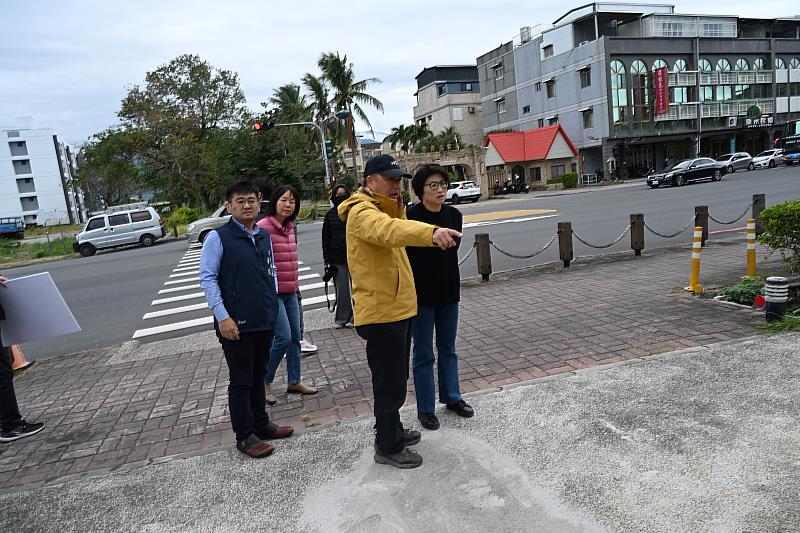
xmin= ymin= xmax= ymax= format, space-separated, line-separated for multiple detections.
xmin=252 ymin=121 xmax=274 ymax=133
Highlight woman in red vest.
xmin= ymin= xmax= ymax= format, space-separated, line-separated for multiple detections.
xmin=257 ymin=186 xmax=318 ymax=404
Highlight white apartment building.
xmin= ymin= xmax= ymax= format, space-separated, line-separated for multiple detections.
xmin=0 ymin=128 xmax=84 ymax=226
xmin=414 ymin=66 xmax=483 ymax=147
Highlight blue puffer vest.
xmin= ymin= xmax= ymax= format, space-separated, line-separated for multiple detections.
xmin=214 ymin=219 xmax=278 ymax=334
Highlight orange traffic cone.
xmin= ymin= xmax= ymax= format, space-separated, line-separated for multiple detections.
xmin=11 ymin=345 xmax=35 ymax=373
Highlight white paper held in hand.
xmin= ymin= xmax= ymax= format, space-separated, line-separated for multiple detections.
xmin=0 ymin=272 xmax=81 ymax=346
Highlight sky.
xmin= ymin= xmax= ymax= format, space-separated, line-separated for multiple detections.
xmin=2 ymin=0 xmax=798 ymax=146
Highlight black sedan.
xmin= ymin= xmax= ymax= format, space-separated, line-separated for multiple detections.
xmin=647 ymin=158 xmax=725 ymax=188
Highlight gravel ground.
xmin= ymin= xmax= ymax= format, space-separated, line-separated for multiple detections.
xmin=1 ymin=333 xmax=798 ymax=533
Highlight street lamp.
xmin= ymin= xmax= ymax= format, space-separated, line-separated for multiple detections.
xmin=252 ymin=109 xmax=351 ymax=188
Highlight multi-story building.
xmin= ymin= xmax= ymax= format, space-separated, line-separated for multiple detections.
xmin=343 ymin=137 xmax=385 ymax=181
xmin=413 ymin=66 xmax=483 ymax=147
xmin=0 ymin=128 xmax=85 ymax=225
xmin=478 ymin=3 xmax=800 ymax=181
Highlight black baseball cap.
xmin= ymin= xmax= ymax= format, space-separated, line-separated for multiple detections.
xmin=363 ymin=154 xmax=411 ymax=179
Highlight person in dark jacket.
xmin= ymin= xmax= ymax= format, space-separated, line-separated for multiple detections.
xmin=322 ymin=184 xmax=354 ymax=328
xmin=406 ymin=165 xmax=474 ymax=431
xmin=199 ymin=181 xmax=294 ymax=458
xmin=0 ymin=276 xmax=45 ymax=443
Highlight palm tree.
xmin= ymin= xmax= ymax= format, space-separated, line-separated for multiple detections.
xmin=267 ymin=83 xmax=311 ymax=122
xmin=318 ymin=52 xmax=384 ymax=160
xmin=386 ymin=124 xmax=412 ymax=153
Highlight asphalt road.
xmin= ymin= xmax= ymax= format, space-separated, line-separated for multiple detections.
xmin=3 ymin=164 xmax=798 ymax=360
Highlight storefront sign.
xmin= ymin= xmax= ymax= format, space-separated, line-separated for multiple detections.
xmin=654 ymin=67 xmax=669 ymax=115
xmin=745 ymin=115 xmax=774 ymax=128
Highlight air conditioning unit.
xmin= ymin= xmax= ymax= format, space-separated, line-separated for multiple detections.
xmin=467 ymin=106 xmax=476 ymax=113
xmin=727 ymin=116 xmax=737 ymax=127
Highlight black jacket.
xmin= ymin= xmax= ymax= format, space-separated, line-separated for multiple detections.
xmin=322 ymin=185 xmax=349 ymax=265
xmin=406 ymin=203 xmax=463 ymax=306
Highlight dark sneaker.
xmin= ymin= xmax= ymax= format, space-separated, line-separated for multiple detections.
xmin=255 ymin=423 xmax=294 ymax=440
xmin=236 ymin=434 xmax=275 ymax=458
xmin=446 ymin=400 xmax=474 ymax=418
xmin=418 ymin=411 xmax=440 ymax=430
xmin=403 ymin=428 xmax=421 ymax=446
xmin=0 ymin=421 xmax=45 ymax=443
xmin=374 ymin=447 xmax=423 ymax=469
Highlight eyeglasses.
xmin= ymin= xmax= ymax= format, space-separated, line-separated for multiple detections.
xmin=425 ymin=181 xmax=448 ymax=191
xmin=231 ymin=198 xmax=259 ymax=207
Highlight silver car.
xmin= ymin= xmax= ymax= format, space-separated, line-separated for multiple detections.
xmin=715 ymin=152 xmax=754 ymax=173
xmin=186 ymin=201 xmax=268 ymax=243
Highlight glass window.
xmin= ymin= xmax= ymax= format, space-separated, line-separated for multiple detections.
xmin=579 ymin=67 xmax=591 ymax=88
xmin=537 ymin=118 xmax=544 ymax=128
xmin=548 ymin=116 xmax=559 ymax=126
xmin=735 ymin=58 xmax=749 ymax=71
xmin=652 ymin=59 xmax=668 ymax=71
xmin=130 ymin=211 xmax=153 ymax=222
xmin=631 ymin=60 xmax=649 ymax=122
xmin=543 ymin=45 xmax=554 ymax=58
xmin=753 ymin=58 xmax=766 ymax=70
xmin=551 ymin=165 xmax=566 ymax=178
xmin=610 ymin=60 xmax=627 ymax=125
xmin=546 ymin=80 xmax=556 ymax=98
xmin=86 ymin=217 xmax=106 ymax=231
xmin=582 ymin=109 xmax=593 ymax=129
xmin=699 ymin=59 xmax=712 ymax=72
xmin=535 ymin=82 xmax=541 ymax=92
xmin=437 ymin=84 xmax=446 ymax=96
xmin=494 ymin=64 xmax=504 ymax=80
xmin=109 ymin=214 xmax=131 ymax=226
xmin=775 ymin=58 xmax=786 ymax=70
xmin=716 ymin=59 xmax=731 ymax=71
xmin=673 ymin=59 xmax=687 ymax=72
xmin=496 ymin=100 xmax=506 ymax=114
xmin=522 ymin=105 xmax=531 ymax=114
xmin=791 ymin=58 xmax=800 ymax=69
xmin=660 ymin=22 xmax=682 ymax=37
xmin=703 ymin=23 xmax=723 ymax=37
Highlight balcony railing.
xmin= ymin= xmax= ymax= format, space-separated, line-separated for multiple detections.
xmin=667 ymin=72 xmax=697 ymax=87
xmin=697 ymin=70 xmax=773 ymax=86
xmin=655 ymin=99 xmax=775 ymax=121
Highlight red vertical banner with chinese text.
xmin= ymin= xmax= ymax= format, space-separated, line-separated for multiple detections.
xmin=654 ymin=67 xmax=669 ymax=115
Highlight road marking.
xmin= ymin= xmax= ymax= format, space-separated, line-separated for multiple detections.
xmin=170 ymin=271 xmax=199 ymax=278
xmin=177 ymin=261 xmax=201 ymax=268
xmin=183 ymin=251 xmax=202 ymax=257
xmin=173 ymin=266 xmax=199 ymax=273
xmin=462 ymin=209 xmax=557 ymax=224
xmin=299 ymin=273 xmax=319 ymax=281
xmin=300 ymin=294 xmax=335 ymax=306
xmin=299 ymin=267 xmax=310 ymax=272
xmin=132 ymin=317 xmax=214 ymax=339
xmin=463 ymin=214 xmax=559 ymax=229
xmin=165 ymin=276 xmax=199 ymax=284
xmin=158 ymin=283 xmax=201 ymax=294
xmin=143 ymin=302 xmax=209 ymax=319
xmin=299 ymin=282 xmax=325 ymax=291
xmin=152 ymin=292 xmax=205 ymax=305
xmin=178 ymin=258 xmax=201 ymax=265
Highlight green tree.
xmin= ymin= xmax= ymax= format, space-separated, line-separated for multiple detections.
xmin=117 ymin=54 xmax=248 ymax=208
xmin=76 ymin=128 xmax=143 ymax=208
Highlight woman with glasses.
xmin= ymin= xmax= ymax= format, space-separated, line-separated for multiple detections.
xmin=406 ymin=165 xmax=474 ymax=431
xmin=257 ymin=185 xmax=318 ymax=404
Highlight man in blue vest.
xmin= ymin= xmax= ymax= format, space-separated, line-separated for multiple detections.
xmin=200 ymin=181 xmax=293 ymax=458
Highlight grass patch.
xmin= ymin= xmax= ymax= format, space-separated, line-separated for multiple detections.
xmin=24 ymin=224 xmax=83 ymax=238
xmin=762 ymin=314 xmax=800 ymax=332
xmin=720 ymin=276 xmax=765 ymax=306
xmin=0 ymin=236 xmax=77 ymax=266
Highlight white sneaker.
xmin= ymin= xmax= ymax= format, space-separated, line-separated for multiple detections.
xmin=300 ymin=339 xmax=318 ymax=354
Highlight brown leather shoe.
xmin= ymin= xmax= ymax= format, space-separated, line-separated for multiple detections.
xmin=263 ymin=424 xmax=294 ymax=439
xmin=236 ymin=435 xmax=275 ymax=458
xmin=287 ymin=382 xmax=318 ymax=395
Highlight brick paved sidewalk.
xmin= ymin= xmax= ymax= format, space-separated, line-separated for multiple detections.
xmin=0 ymin=239 xmax=786 ymax=491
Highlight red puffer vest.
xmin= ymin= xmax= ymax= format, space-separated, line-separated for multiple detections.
xmin=256 ymin=216 xmax=299 ymax=294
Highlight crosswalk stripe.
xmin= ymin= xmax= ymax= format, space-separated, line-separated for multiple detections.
xmin=298 ymin=274 xmax=320 ymax=281
xmin=177 ymin=260 xmax=200 ymax=267
xmin=158 ymin=283 xmax=201 ymax=294
xmin=165 ymin=276 xmax=199 ymax=284
xmin=152 ymin=292 xmax=205 ymax=305
xmin=143 ymin=302 xmax=208 ymax=319
xmin=170 ymin=271 xmax=199 ymax=278
xmin=299 ymin=282 xmax=325 ymax=291
xmin=183 ymin=252 xmax=201 ymax=258
xmin=173 ymin=266 xmax=199 ymax=273
xmin=300 ymin=294 xmax=335 ymax=306
xmin=298 ymin=267 xmax=310 ymax=272
xmin=132 ymin=317 xmax=214 ymax=339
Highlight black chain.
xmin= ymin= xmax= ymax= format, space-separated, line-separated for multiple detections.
xmin=489 ymin=233 xmax=558 ymax=260
xmin=572 ymin=225 xmax=631 ymax=249
xmin=458 ymin=243 xmax=477 ymax=266
xmin=644 ymin=214 xmax=697 ymax=239
xmin=708 ymin=202 xmax=753 ymax=225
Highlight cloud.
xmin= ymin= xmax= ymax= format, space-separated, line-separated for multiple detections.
xmin=1 ymin=0 xmax=797 ymax=145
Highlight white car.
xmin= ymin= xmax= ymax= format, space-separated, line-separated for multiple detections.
xmin=752 ymin=149 xmax=783 ymax=169
xmin=446 ymin=181 xmax=481 ymax=204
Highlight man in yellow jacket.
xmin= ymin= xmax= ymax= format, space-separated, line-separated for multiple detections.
xmin=338 ymin=155 xmax=461 ymax=469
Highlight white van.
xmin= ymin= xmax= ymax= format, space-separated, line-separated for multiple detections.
xmin=73 ymin=205 xmax=166 ymax=257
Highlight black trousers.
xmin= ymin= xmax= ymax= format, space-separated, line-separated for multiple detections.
xmin=220 ymin=330 xmax=274 ymax=442
xmin=356 ymin=319 xmax=412 ymax=454
xmin=0 ymin=344 xmax=22 ymax=432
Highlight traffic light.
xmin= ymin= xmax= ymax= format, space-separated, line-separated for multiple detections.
xmin=252 ymin=120 xmax=274 ymax=133
xmin=324 ymin=140 xmax=334 ymax=159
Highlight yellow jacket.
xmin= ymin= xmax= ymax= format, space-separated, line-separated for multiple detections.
xmin=338 ymin=188 xmax=436 ymax=326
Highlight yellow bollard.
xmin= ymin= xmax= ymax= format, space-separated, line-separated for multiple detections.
xmin=685 ymin=227 xmax=703 ymax=292
xmin=746 ymin=218 xmax=756 ymax=277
